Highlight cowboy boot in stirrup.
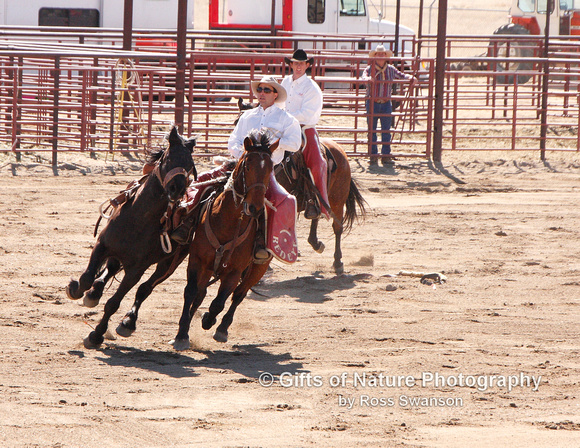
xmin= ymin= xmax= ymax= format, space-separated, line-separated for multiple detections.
xmin=303 ymin=178 xmax=321 ymax=220
xmin=304 ymin=198 xmax=321 ymax=220
xmin=254 ymin=214 xmax=270 ymax=262
xmin=171 ymin=212 xmax=197 ymax=245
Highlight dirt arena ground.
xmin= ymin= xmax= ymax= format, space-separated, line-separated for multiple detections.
xmin=1 ymin=148 xmax=579 ymax=447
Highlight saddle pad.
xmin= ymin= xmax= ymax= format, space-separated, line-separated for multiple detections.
xmin=265 ymin=180 xmax=298 ymax=264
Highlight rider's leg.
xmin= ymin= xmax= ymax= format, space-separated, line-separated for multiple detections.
xmin=302 ymin=127 xmax=329 ymax=219
xmin=254 ymin=212 xmax=269 ymax=260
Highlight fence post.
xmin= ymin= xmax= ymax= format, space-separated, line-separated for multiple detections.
xmin=539 ymin=0 xmax=553 ymax=161
xmin=577 ymin=84 xmax=580 ymax=151
xmin=10 ymin=57 xmax=21 ymax=162
xmin=174 ymin=0 xmax=188 ymax=133
xmin=512 ymin=78 xmax=519 ymax=150
xmin=432 ymin=0 xmax=448 ymax=162
xmin=425 ymin=62 xmax=434 ymax=159
xmin=80 ymin=70 xmax=88 ymax=152
xmin=52 ymin=56 xmax=60 ymax=166
xmin=90 ymin=58 xmax=98 ymax=158
xmin=109 ymin=69 xmax=116 ymax=152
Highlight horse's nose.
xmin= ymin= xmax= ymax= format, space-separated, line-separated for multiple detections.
xmin=168 ymin=183 xmax=178 ymax=199
xmin=244 ymin=202 xmax=260 ymax=218
xmin=167 ymin=181 xmax=184 ymax=202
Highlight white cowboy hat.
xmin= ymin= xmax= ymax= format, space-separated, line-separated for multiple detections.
xmin=250 ymin=75 xmax=287 ymax=104
xmin=369 ymin=44 xmax=394 ymax=58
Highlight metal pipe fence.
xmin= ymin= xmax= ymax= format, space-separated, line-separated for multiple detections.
xmin=0 ymin=29 xmax=578 ymax=164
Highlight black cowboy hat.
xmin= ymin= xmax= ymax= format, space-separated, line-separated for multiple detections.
xmin=284 ymin=49 xmax=314 ymax=65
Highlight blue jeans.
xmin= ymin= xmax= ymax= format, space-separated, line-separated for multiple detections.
xmin=366 ymin=100 xmax=393 ymax=155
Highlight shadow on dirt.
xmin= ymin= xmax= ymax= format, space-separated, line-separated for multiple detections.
xmin=251 ymin=273 xmax=371 ymax=304
xmin=86 ymin=344 xmax=304 ymax=380
xmin=429 ymin=160 xmax=467 ymax=184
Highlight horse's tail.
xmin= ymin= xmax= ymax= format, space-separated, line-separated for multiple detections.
xmin=343 ymin=178 xmax=367 ymax=233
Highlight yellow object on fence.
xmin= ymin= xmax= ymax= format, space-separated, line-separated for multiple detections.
xmin=112 ymin=58 xmax=143 ymax=155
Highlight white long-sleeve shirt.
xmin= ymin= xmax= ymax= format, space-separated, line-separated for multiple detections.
xmin=228 ymin=104 xmax=301 ymax=165
xmin=281 ymin=74 xmax=323 ymax=126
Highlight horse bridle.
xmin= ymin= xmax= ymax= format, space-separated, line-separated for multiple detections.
xmin=229 ymin=149 xmax=271 ymax=207
xmin=151 ymin=150 xmax=195 ymax=196
xmin=152 ymin=149 xmax=195 ymax=254
xmin=203 ymin=148 xmax=272 ymax=275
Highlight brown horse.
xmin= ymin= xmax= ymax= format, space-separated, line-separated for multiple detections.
xmin=66 ymin=127 xmax=197 ymax=349
xmin=276 ymin=137 xmax=366 ymax=274
xmin=235 ymin=99 xmax=366 ymax=274
xmin=171 ymin=129 xmax=276 ymax=350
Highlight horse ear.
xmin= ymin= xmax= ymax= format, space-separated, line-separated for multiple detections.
xmin=243 ymin=136 xmax=252 ymax=152
xmin=168 ymin=126 xmax=180 ymax=145
xmin=185 ymin=134 xmax=200 ymax=152
xmin=269 ymin=139 xmax=280 ymax=154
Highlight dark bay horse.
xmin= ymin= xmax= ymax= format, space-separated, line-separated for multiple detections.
xmin=276 ymin=137 xmax=366 ymax=274
xmin=66 ymin=127 xmax=197 ymax=349
xmin=171 ymin=129 xmax=275 ymax=350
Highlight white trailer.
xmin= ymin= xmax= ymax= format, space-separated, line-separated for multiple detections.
xmin=209 ymin=0 xmax=415 ymax=54
xmin=0 ymin=0 xmax=194 ymax=29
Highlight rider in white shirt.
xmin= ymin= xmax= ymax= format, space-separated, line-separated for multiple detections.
xmin=228 ymin=76 xmax=301 ymax=262
xmin=281 ymin=49 xmax=329 ymax=220
xmin=228 ymin=86 xmax=301 ymax=165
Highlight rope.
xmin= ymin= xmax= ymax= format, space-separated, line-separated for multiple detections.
xmin=112 ymin=58 xmax=143 ymax=154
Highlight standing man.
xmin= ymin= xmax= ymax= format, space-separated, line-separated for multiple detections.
xmin=282 ymin=49 xmax=329 ymax=220
xmin=361 ymin=44 xmax=416 ymax=166
xmin=228 ymin=75 xmax=301 ymax=262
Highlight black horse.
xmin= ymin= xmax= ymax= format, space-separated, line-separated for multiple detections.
xmin=66 ymin=126 xmax=197 ymax=349
xmin=116 ymin=131 xmax=276 ymax=349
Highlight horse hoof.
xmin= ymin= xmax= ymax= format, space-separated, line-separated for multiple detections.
xmin=315 ymin=242 xmax=325 ymax=254
xmin=66 ymin=281 xmax=82 ymax=300
xmin=334 ymin=262 xmax=344 ymax=275
xmin=85 ymin=287 xmax=103 ymax=303
xmin=201 ymin=312 xmax=216 ymax=330
xmin=83 ymin=295 xmax=100 ymax=308
xmin=213 ymin=330 xmax=228 ymax=343
xmin=83 ymin=331 xmax=104 ymax=349
xmin=116 ymin=323 xmax=135 ymax=338
xmin=170 ymin=338 xmax=190 ymax=351
xmin=104 ymin=330 xmax=117 ymax=341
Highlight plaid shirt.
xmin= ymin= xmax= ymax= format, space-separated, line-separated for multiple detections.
xmin=361 ymin=63 xmax=412 ymax=100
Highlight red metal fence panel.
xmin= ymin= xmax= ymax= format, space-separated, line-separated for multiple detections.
xmin=0 ymin=29 xmax=578 ymax=163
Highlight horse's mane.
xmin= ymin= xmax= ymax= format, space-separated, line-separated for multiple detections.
xmin=224 ymin=129 xmax=272 ymax=192
xmin=145 ymin=145 xmax=165 ymax=165
xmin=246 ymin=128 xmax=273 ymax=153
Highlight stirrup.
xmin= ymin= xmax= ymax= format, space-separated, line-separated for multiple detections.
xmin=304 ymin=200 xmax=320 ymax=220
xmin=253 ymin=247 xmax=272 ymax=264
xmin=171 ymin=222 xmax=194 ymax=245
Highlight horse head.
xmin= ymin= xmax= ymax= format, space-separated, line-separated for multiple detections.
xmin=233 ymin=129 xmax=277 ymax=218
xmin=234 ymin=98 xmax=255 ymax=126
xmin=149 ymin=126 xmax=198 ymax=203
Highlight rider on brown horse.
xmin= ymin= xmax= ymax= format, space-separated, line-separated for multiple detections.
xmin=228 ymin=75 xmax=301 ymax=262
